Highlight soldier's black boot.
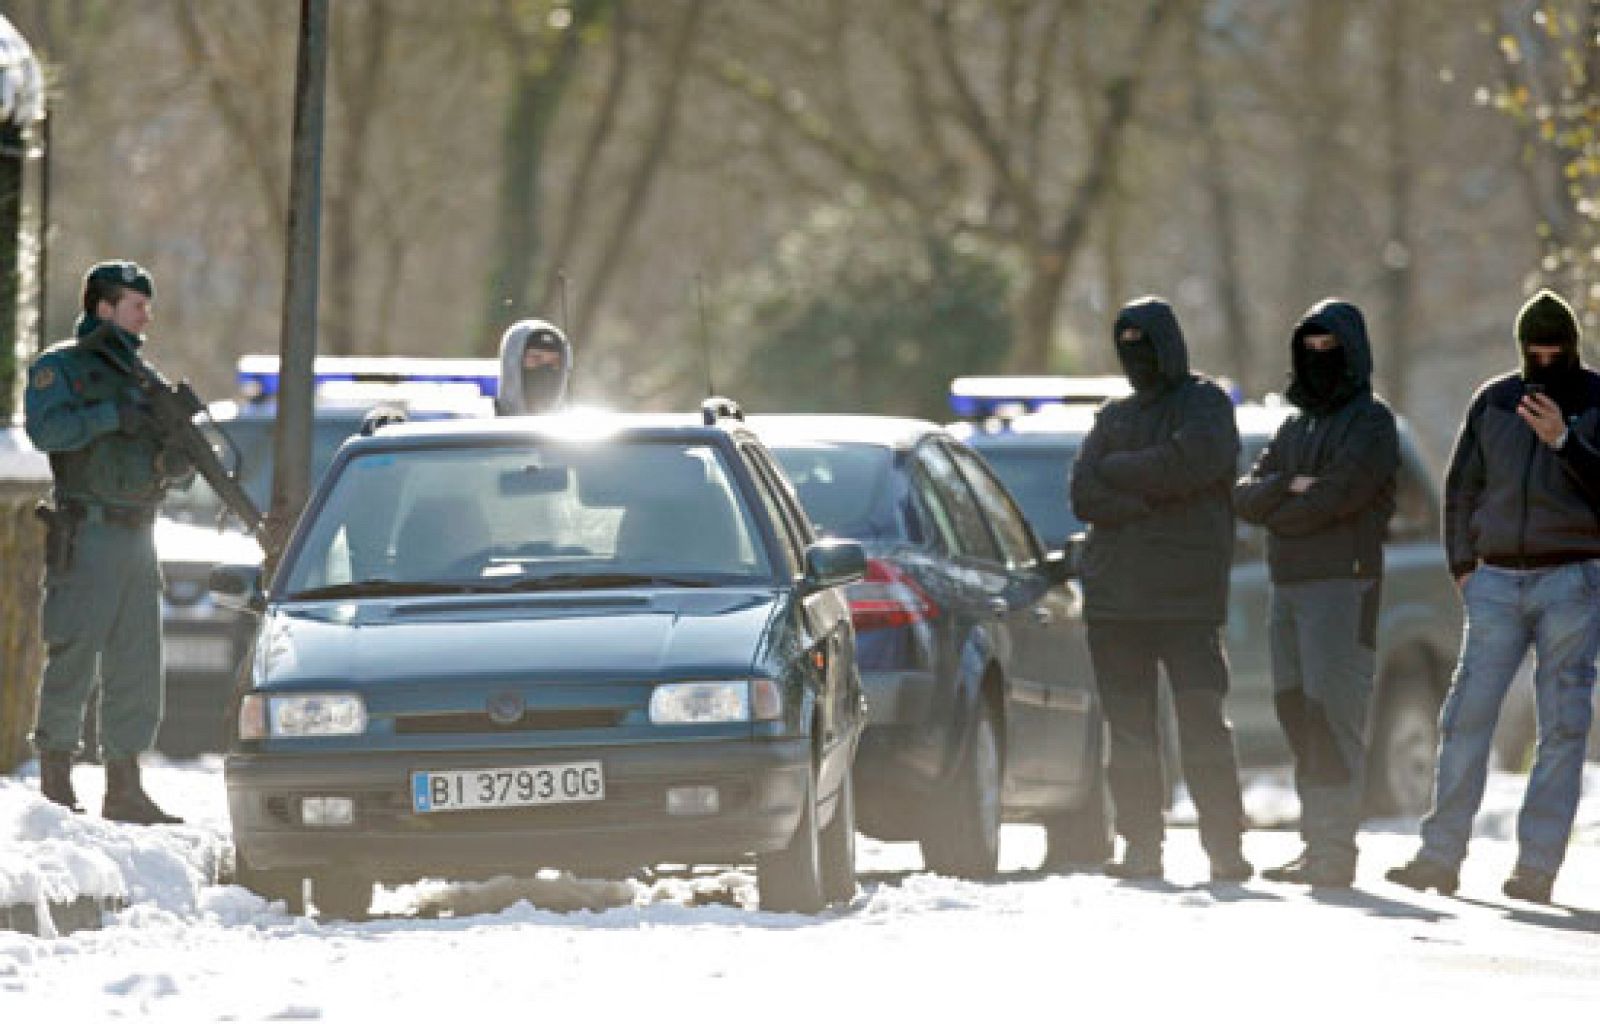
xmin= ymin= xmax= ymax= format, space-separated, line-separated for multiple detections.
xmin=39 ymin=750 xmax=84 ymax=814
xmin=1385 ymin=855 xmax=1458 ymax=896
xmin=102 ymin=757 xmax=184 ymax=826
xmin=1502 ymin=865 xmax=1555 ymax=905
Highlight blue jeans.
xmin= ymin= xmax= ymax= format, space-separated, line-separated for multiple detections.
xmin=1418 ymin=560 xmax=1600 ymax=874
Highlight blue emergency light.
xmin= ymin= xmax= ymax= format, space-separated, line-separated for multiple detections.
xmin=237 ymin=355 xmax=501 ymax=403
xmin=948 ymin=375 xmax=1131 ymax=418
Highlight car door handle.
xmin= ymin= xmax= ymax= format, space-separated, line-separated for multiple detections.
xmin=988 ymin=597 xmax=1010 ymax=616
xmin=1031 ymin=605 xmax=1053 ymax=625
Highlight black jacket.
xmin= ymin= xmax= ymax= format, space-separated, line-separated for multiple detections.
xmin=1235 ymin=300 xmax=1398 ymax=584
xmin=1071 ymin=299 xmax=1239 ymax=623
xmin=1443 ymin=368 xmax=1600 ymax=576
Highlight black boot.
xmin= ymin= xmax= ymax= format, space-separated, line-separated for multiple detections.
xmin=1103 ymin=843 xmax=1163 ymax=880
xmin=1385 ymin=855 xmax=1458 ymax=896
xmin=1502 ymin=865 xmax=1555 ymax=905
xmin=102 ymin=757 xmax=184 ymax=826
xmin=39 ymin=750 xmax=84 ymax=814
xmin=1209 ymin=852 xmax=1254 ymax=884
xmin=1263 ymin=850 xmax=1310 ymax=884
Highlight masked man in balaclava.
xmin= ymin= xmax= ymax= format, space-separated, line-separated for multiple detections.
xmin=496 ymin=319 xmax=572 ymax=415
xmin=1236 ymin=299 xmax=1398 ymax=888
xmin=1070 ymin=297 xmax=1252 ymax=883
xmin=1388 ymin=289 xmax=1600 ymax=905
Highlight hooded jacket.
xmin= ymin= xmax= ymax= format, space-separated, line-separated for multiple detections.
xmin=1234 ymin=300 xmax=1398 ymax=585
xmin=1070 ymin=298 xmax=1239 ymax=623
xmin=1442 ymin=296 xmax=1600 ymax=575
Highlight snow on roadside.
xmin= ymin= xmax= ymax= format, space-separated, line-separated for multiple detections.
xmin=2 ymin=757 xmax=1598 ymax=934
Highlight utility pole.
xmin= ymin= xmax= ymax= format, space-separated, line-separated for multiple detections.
xmin=267 ymin=0 xmax=328 ymax=571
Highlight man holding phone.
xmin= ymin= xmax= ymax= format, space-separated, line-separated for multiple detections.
xmin=1389 ymin=289 xmax=1600 ymax=905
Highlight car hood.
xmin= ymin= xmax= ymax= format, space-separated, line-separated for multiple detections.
xmin=251 ymin=588 xmax=784 ymax=689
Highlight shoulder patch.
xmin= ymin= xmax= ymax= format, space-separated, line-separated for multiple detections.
xmin=30 ymin=366 xmax=55 ymax=390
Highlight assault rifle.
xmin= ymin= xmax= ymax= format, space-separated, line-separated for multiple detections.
xmin=82 ymin=325 xmax=271 ymax=552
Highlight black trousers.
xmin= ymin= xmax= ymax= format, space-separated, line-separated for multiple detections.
xmin=1087 ymin=620 xmax=1247 ymax=858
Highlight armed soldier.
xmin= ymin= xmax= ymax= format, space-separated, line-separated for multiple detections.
xmin=24 ymin=261 xmax=193 ymax=824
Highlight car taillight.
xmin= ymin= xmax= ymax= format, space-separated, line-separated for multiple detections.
xmin=847 ymin=559 xmax=939 ymax=632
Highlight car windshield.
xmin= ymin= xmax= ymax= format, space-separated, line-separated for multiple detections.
xmin=162 ymin=415 xmax=363 ymax=525
xmin=766 ymin=442 xmax=891 ymax=538
xmin=280 ymin=439 xmax=774 ymax=598
xmin=969 ymin=444 xmax=1083 ymax=546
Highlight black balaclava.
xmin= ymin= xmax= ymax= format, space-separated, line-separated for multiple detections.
xmin=1116 ymin=331 xmax=1163 ymax=392
xmin=1516 ymin=288 xmax=1583 ymax=410
xmin=520 ymin=340 xmax=566 ymax=411
xmin=1300 ymin=344 xmax=1347 ymax=404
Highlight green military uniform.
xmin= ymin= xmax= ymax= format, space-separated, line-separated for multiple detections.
xmin=24 ymin=317 xmax=180 ymax=760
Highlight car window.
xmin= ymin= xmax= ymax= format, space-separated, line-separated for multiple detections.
xmin=766 ymin=441 xmax=891 ymax=540
xmin=967 ymin=443 xmax=1082 ymax=547
xmin=282 ymin=440 xmax=774 ymax=595
xmin=948 ymin=444 xmax=1040 ymax=571
xmin=739 ymin=443 xmax=804 ymax=575
xmin=918 ymin=442 xmax=1002 ymax=563
xmin=906 ymin=455 xmax=957 ymax=556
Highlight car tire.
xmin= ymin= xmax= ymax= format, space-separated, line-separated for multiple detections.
xmin=1365 ymin=671 xmax=1440 ymax=817
xmin=1042 ymin=719 xmax=1113 ymax=868
xmin=818 ymin=766 xmax=857 ymax=905
xmin=758 ymin=765 xmax=826 ymax=914
xmin=310 ymin=868 xmax=374 ymax=922
xmin=236 ymin=854 xmax=305 ymax=915
xmin=920 ymin=699 xmax=1002 ymax=879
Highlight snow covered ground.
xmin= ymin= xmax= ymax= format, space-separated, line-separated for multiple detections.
xmin=2 ymin=759 xmax=1598 ymax=1021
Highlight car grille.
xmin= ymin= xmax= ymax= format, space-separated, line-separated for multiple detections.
xmin=392 ymin=709 xmax=626 ymax=735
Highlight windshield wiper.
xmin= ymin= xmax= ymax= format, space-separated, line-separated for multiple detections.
xmin=284 ymin=579 xmax=483 ymax=601
xmin=485 ymin=572 xmax=720 ymax=592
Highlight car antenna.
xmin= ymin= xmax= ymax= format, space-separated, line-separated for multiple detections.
xmin=558 ymin=267 xmax=576 ymax=399
xmin=696 ymin=273 xmax=716 ymax=398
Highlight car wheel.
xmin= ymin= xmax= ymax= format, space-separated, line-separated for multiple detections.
xmin=819 ymin=766 xmax=857 ymax=905
xmin=920 ymin=699 xmax=1002 ymax=879
xmin=1366 ymin=675 xmax=1439 ymax=817
xmin=1042 ymin=718 xmax=1113 ymax=869
xmin=236 ymin=854 xmax=306 ymax=915
xmin=310 ymin=868 xmax=374 ymax=922
xmin=757 ymin=765 xmax=826 ymax=914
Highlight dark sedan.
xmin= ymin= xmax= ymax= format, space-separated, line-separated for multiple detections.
xmin=754 ymin=415 xmax=1110 ymax=877
xmin=215 ymin=407 xmax=866 ymax=917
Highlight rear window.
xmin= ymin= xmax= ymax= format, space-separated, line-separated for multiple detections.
xmin=767 ymin=442 xmax=892 ymax=538
xmin=970 ymin=444 xmax=1082 ymax=545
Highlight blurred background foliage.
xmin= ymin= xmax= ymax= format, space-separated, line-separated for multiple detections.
xmin=0 ymin=0 xmax=1595 ymax=462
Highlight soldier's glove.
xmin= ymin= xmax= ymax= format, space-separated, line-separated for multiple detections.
xmin=117 ymin=401 xmax=160 ymax=437
xmin=154 ymin=447 xmax=195 ymax=483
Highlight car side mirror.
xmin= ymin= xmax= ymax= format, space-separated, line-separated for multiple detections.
xmin=802 ymin=539 xmax=866 ymax=593
xmin=1045 ymin=532 xmax=1088 ymax=583
xmin=210 ymin=562 xmax=265 ymax=613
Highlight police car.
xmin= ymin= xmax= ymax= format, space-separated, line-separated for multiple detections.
xmin=950 ymin=379 xmax=1462 ymax=816
xmin=154 ymin=357 xmax=498 ymax=754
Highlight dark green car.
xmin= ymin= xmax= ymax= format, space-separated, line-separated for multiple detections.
xmin=215 ymin=406 xmax=867 ymax=917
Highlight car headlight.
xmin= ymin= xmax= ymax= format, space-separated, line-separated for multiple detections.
xmin=238 ymin=693 xmax=367 ymax=739
xmin=649 ymin=679 xmax=782 ymax=724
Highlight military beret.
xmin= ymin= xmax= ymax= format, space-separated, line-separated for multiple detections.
xmin=85 ymin=259 xmax=154 ymax=299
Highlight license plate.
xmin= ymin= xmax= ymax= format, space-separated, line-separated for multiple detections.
xmin=411 ymin=762 xmax=605 ymax=813
xmin=164 ymin=636 xmax=237 ymax=673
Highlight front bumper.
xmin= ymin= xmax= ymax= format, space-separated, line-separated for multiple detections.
xmin=227 ymin=738 xmax=810 ymax=878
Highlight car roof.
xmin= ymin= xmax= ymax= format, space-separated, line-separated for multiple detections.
xmin=952 ymin=400 xmax=1297 ymax=446
xmin=340 ymin=408 xmax=750 ymax=450
xmin=746 ymin=414 xmax=945 ymax=450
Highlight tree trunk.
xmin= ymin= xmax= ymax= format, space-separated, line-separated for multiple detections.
xmin=1381 ymin=0 xmax=1416 ymax=410
xmin=0 ymin=123 xmax=23 ymax=421
xmin=1188 ymin=0 xmax=1254 ymax=395
xmin=1288 ymin=0 xmax=1347 ymax=307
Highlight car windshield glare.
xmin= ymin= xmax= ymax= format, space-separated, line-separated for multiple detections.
xmin=280 ymin=440 xmax=772 ymax=597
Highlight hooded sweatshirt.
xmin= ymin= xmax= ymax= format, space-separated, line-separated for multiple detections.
xmin=1234 ymin=299 xmax=1399 ymax=584
xmin=1442 ymin=291 xmax=1600 ymax=575
xmin=1070 ymin=297 xmax=1240 ymax=623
